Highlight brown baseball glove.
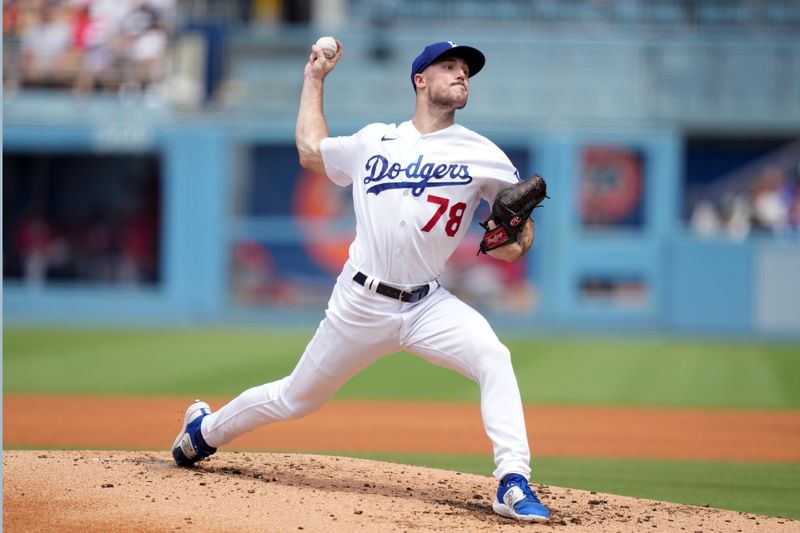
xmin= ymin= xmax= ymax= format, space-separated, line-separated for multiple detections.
xmin=478 ymin=174 xmax=548 ymax=254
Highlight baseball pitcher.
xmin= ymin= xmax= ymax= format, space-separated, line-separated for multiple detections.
xmin=172 ymin=39 xmax=550 ymax=523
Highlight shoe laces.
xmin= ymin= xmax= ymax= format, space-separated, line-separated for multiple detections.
xmin=503 ymin=474 xmax=542 ymax=504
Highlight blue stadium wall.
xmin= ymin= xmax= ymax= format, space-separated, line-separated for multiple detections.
xmin=5 ymin=22 xmax=800 ymax=335
xmin=5 ymin=108 xmax=798 ymax=337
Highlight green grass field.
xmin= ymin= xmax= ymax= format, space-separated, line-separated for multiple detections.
xmin=352 ymin=454 xmax=800 ymax=521
xmin=4 ymin=327 xmax=800 ymax=408
xmin=3 ymin=327 xmax=800 ymax=519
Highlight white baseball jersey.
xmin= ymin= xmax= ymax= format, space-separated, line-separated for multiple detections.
xmin=200 ymin=119 xmax=533 ymax=483
xmin=321 ymin=120 xmax=520 ymax=285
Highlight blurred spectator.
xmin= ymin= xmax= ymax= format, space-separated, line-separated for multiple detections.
xmin=5 ymin=0 xmax=175 ymax=97
xmin=76 ymin=210 xmax=116 ymax=281
xmin=689 ymin=142 xmax=800 ymax=240
xmin=689 ymin=200 xmax=722 ymax=237
xmin=118 ymin=210 xmax=156 ymax=284
xmin=232 ymin=241 xmax=277 ymax=305
xmin=721 ymin=193 xmax=752 ymax=241
xmin=4 ymin=152 xmax=163 ymax=287
xmin=19 ymin=1 xmax=77 ymax=88
xmin=117 ymin=0 xmax=169 ymax=98
xmin=14 ymin=210 xmax=60 ymax=287
xmin=750 ymin=166 xmax=792 ymax=234
xmin=790 ymin=181 xmax=800 ymax=234
xmin=72 ymin=0 xmax=121 ymax=94
xmin=3 ymin=0 xmax=24 ymax=91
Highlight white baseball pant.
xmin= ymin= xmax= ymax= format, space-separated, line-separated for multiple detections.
xmin=200 ymin=261 xmax=531 ymax=480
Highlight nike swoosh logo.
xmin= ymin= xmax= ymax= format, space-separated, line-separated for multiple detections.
xmin=381 ymin=136 xmax=397 ymax=141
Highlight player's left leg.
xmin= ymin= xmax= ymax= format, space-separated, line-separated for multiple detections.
xmin=399 ymin=287 xmax=549 ymax=522
xmin=172 ymin=270 xmax=403 ymax=466
xmin=400 ymin=287 xmax=530 ymax=479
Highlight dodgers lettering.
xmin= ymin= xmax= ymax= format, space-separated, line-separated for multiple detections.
xmin=363 ymin=155 xmax=472 ymax=196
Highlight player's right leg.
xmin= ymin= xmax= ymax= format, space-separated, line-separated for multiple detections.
xmin=172 ymin=271 xmax=401 ymax=465
xmin=172 ymin=400 xmax=216 ymax=466
xmin=492 ymin=473 xmax=550 ymax=522
xmin=196 ymin=317 xmax=392 ymax=450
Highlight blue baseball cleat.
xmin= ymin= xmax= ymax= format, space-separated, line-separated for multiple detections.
xmin=492 ymin=473 xmax=550 ymax=522
xmin=172 ymin=400 xmax=217 ymax=466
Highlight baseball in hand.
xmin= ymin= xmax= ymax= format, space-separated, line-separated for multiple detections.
xmin=315 ymin=36 xmax=338 ymax=59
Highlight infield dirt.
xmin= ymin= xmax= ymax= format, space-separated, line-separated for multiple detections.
xmin=5 ymin=394 xmax=800 ymax=461
xmin=5 ymin=450 xmax=798 ymax=533
xmin=4 ymin=394 xmax=800 ymax=531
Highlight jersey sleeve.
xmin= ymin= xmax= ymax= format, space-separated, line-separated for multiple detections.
xmin=320 ymin=134 xmax=360 ymax=187
xmin=481 ymin=152 xmax=521 ymax=204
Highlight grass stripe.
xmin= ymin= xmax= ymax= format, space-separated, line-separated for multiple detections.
xmin=342 ymin=453 xmax=800 ymax=520
xmin=4 ymin=328 xmax=800 ymax=409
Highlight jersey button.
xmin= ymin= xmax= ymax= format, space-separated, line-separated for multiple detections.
xmin=404 ymin=190 xmax=409 ymax=197
xmin=400 ymin=220 xmax=406 ymax=227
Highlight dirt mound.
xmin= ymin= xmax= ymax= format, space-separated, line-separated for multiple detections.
xmin=3 ymin=451 xmax=795 ymax=533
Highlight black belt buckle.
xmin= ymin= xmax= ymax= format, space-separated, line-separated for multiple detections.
xmin=354 ymin=271 xmax=432 ymax=303
xmin=413 ymin=284 xmax=430 ymax=302
xmin=401 ymin=283 xmax=430 ymax=303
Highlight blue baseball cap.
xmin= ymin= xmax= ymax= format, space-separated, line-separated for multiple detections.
xmin=410 ymin=41 xmax=486 ymax=89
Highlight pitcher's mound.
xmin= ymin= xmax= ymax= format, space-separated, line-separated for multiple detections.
xmin=3 ymin=451 xmax=795 ymax=532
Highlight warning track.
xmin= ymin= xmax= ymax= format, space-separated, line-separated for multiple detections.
xmin=4 ymin=394 xmax=800 ymax=461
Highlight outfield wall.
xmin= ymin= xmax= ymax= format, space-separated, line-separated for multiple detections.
xmin=5 ymin=0 xmax=800 ymax=335
xmin=4 ymin=103 xmax=798 ymax=336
